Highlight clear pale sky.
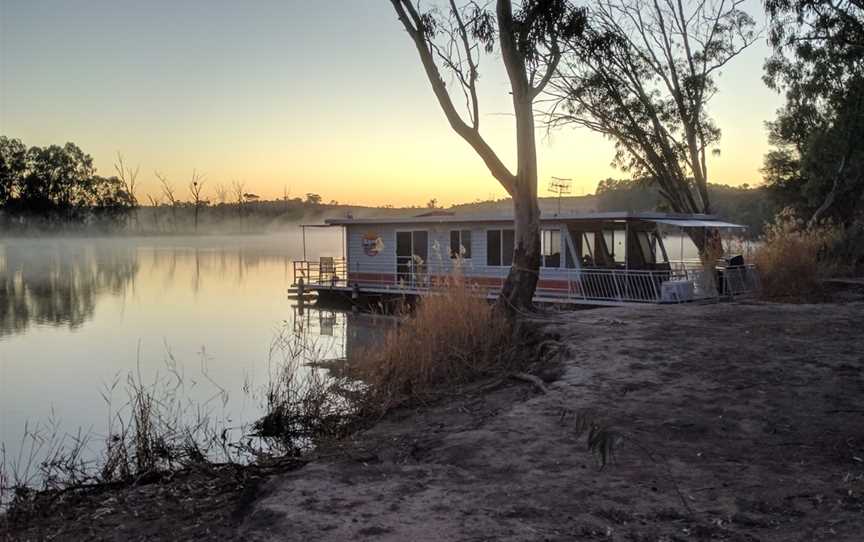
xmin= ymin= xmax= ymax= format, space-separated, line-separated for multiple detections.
xmin=0 ymin=0 xmax=781 ymax=207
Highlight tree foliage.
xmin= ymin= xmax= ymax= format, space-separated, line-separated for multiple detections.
xmin=595 ymin=177 xmax=778 ymax=235
xmin=0 ymin=137 xmax=135 ymax=227
xmin=763 ymin=0 xmax=864 ymax=226
xmin=548 ymin=0 xmax=756 ymax=219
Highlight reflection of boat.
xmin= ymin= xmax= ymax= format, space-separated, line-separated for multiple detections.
xmin=293 ymin=211 xmax=761 ymax=306
xmin=289 ymin=304 xmax=394 ymax=364
xmin=286 ymin=288 xmax=318 ymax=301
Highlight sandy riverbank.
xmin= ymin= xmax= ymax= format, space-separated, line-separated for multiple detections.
xmin=5 ymin=300 xmax=864 ymax=541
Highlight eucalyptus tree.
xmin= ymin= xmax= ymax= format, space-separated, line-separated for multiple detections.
xmin=764 ymin=0 xmax=864 ymax=226
xmin=388 ymin=0 xmax=585 ymax=312
xmin=546 ymin=0 xmax=756 ymax=252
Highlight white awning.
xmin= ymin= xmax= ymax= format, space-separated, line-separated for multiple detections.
xmin=651 ymin=219 xmax=747 ymax=229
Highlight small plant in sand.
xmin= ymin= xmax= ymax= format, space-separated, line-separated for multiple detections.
xmin=754 ymin=209 xmax=842 ymax=298
xmin=351 ymin=272 xmax=512 ymax=413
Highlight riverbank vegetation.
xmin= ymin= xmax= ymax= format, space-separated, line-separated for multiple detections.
xmin=352 ymin=276 xmax=513 ymax=412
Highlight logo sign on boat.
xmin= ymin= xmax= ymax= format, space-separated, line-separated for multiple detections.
xmin=362 ymin=232 xmax=384 ymax=257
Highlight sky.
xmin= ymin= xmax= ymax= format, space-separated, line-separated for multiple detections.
xmin=0 ymin=0 xmax=783 ymax=207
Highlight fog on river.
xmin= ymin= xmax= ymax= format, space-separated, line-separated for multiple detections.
xmin=0 ymin=229 xmax=366 ymax=473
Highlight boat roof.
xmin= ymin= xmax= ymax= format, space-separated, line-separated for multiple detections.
xmin=318 ymin=211 xmax=746 ymax=229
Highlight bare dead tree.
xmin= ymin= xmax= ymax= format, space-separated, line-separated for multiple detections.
xmin=231 ymin=180 xmax=246 ymax=230
xmin=214 ymin=183 xmax=228 ymax=205
xmin=146 ymin=193 xmax=162 ymax=231
xmin=546 ymin=0 xmax=756 ymax=254
xmin=155 ymin=171 xmax=179 ymax=231
xmin=389 ymin=0 xmax=585 ymax=313
xmin=114 ymin=153 xmax=140 ymax=230
xmin=231 ymin=180 xmax=246 ymax=207
xmin=188 ymin=170 xmax=207 ymax=233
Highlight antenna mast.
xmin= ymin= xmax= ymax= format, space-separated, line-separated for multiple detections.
xmin=548 ymin=177 xmax=572 ymax=216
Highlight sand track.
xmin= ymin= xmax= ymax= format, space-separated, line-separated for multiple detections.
xmin=242 ymin=302 xmax=864 ymax=541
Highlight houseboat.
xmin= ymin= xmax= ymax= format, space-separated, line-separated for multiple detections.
xmin=292 ymin=211 xmax=759 ymax=306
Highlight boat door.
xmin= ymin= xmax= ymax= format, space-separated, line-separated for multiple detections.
xmin=396 ymin=230 xmax=429 ymax=286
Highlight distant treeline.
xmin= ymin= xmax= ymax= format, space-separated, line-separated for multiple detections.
xmin=0 ymin=135 xmax=778 ymax=237
xmin=594 ymin=178 xmax=778 ymax=235
xmin=0 ymin=136 xmax=405 ymax=235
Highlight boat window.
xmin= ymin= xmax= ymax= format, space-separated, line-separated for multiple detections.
xmin=412 ymin=231 xmax=428 ymax=262
xmin=486 ymin=229 xmax=514 ymax=267
xmin=502 ymin=229 xmax=515 ymax=266
xmin=581 ymin=232 xmax=595 ymax=267
xmin=449 ymin=230 xmax=472 ymax=259
xmin=564 ymin=229 xmax=577 ymax=268
xmin=396 ymin=231 xmax=411 ymax=259
xmin=604 ymin=229 xmax=626 ymax=264
xmin=396 ymin=230 xmax=428 ymax=278
xmin=541 ymin=229 xmax=561 ymax=268
xmin=636 ymin=231 xmax=655 ymax=264
xmin=614 ymin=231 xmax=626 ymax=264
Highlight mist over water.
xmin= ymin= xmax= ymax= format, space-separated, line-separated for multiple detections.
xmin=0 ymin=230 xmax=348 ymax=469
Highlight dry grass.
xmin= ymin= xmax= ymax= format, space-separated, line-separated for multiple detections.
xmin=352 ymin=275 xmax=513 ymax=413
xmin=754 ymin=210 xmax=842 ymax=299
xmin=251 ymin=331 xmax=358 ymax=455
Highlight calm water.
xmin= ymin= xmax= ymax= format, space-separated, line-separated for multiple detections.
xmin=0 ymin=231 xmax=354 ymax=471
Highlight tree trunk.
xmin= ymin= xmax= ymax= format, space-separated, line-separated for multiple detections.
xmin=495 ymin=14 xmax=542 ymax=314
xmin=809 ymin=154 xmax=847 ymax=228
xmin=497 ymin=181 xmax=541 ymax=313
xmin=687 ymin=227 xmax=723 ymax=262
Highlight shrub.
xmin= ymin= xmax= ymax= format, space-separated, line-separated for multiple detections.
xmin=754 ymin=210 xmax=841 ymax=298
xmin=352 ymin=274 xmax=513 ymax=412
xmin=826 ymin=220 xmax=864 ymax=274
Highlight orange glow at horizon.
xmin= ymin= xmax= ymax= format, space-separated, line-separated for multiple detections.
xmin=1 ymin=0 xmax=779 ymax=209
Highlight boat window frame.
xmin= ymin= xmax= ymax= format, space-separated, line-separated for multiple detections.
xmin=541 ymin=228 xmax=563 ymax=268
xmin=485 ymin=228 xmax=515 ymax=267
xmin=449 ymin=229 xmax=472 ymax=259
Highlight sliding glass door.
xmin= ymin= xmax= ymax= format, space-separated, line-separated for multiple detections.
xmin=396 ymin=230 xmax=428 ymax=285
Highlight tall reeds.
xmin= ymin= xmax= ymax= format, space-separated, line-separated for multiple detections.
xmin=352 ymin=274 xmax=512 ymax=412
xmin=754 ymin=209 xmax=842 ymax=298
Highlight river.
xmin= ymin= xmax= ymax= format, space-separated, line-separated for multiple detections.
xmin=0 ymin=231 xmax=371 ymax=479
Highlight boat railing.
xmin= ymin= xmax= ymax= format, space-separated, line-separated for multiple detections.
xmin=292 ymin=258 xmax=760 ymax=304
xmin=293 ymin=257 xmax=349 ymax=287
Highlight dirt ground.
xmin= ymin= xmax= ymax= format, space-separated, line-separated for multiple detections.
xmin=5 ymin=301 xmax=864 ymax=541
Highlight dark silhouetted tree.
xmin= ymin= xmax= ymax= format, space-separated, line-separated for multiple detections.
xmin=764 ymin=0 xmax=864 ymax=226
xmin=547 ymin=0 xmax=756 ymax=253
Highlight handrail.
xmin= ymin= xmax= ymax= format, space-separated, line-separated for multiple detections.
xmin=291 ymin=258 xmax=760 ymax=304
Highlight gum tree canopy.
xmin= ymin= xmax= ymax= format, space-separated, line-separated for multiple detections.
xmin=764 ymin=0 xmax=864 ymax=226
xmin=388 ymin=0 xmax=585 ymax=313
xmin=545 ymin=0 xmax=756 ymax=253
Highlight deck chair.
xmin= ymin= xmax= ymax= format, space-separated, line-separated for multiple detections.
xmin=319 ymin=256 xmax=335 ymax=283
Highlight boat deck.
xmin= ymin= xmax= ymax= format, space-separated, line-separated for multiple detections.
xmin=291 ymin=258 xmax=760 ymax=307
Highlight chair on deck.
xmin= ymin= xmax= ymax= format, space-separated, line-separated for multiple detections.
xmin=319 ymin=256 xmax=336 ymax=284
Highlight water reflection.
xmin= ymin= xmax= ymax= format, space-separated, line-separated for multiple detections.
xmin=0 ymin=242 xmax=139 ymax=337
xmin=290 ymin=304 xmax=393 ymax=362
xmin=1 ymin=234 xmax=373 ymax=486
xmin=0 ymin=238 xmax=306 ymax=339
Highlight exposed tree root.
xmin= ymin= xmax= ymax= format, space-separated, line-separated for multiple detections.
xmin=509 ymin=372 xmax=548 ymax=394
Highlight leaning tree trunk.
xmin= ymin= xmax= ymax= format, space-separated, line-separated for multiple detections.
xmin=495 ymin=78 xmax=542 ymax=314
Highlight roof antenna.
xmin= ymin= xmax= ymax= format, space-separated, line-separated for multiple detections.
xmin=548 ymin=177 xmax=572 ymax=216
